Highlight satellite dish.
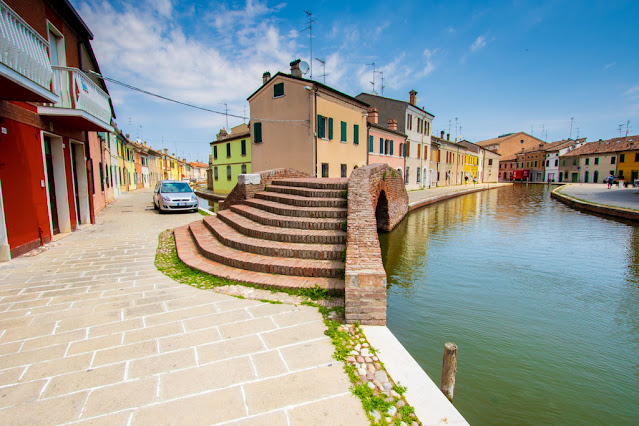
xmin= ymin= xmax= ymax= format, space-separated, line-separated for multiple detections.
xmin=299 ymin=61 xmax=310 ymax=75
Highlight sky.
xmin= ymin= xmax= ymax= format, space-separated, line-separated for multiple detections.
xmin=71 ymin=0 xmax=639 ymax=163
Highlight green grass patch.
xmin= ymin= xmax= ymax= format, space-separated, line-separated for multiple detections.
xmin=154 ymin=230 xmax=335 ymax=300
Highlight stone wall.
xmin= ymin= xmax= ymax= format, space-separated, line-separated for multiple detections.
xmin=220 ymin=168 xmax=311 ymax=210
xmin=345 ymin=164 xmax=408 ymax=325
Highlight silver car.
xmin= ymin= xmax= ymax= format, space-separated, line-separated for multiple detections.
xmin=153 ymin=180 xmax=198 ymax=213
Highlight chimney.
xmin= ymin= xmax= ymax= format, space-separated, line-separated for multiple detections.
xmin=440 ymin=130 xmax=445 ymax=139
xmin=367 ymin=108 xmax=379 ymax=124
xmin=144 ymin=141 xmax=147 ymax=147
xmin=217 ymin=128 xmax=228 ymax=141
xmin=262 ymin=71 xmax=271 ymax=85
xmin=446 ymin=133 xmax=450 ymax=141
xmin=290 ymin=59 xmax=302 ymax=78
xmin=409 ymin=90 xmax=417 ymax=106
xmin=125 ymin=133 xmax=130 ymax=139
xmin=164 ymin=148 xmax=168 ymax=155
xmin=387 ymin=119 xmax=397 ymax=131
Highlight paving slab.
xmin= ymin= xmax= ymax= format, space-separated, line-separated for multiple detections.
xmin=0 ymin=189 xmax=366 ymax=424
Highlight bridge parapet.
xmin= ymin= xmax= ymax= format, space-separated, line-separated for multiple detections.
xmin=345 ymin=164 xmax=408 ymax=325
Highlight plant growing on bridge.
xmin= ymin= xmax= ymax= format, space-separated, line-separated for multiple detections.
xmin=341 ymin=190 xmax=348 ymax=199
xmin=341 ymin=221 xmax=347 ymax=232
xmin=382 ymin=171 xmax=387 ymax=181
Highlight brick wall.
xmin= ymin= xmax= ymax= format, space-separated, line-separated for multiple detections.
xmin=345 ymin=164 xmax=408 ymax=325
xmin=220 ymin=168 xmax=311 ymax=210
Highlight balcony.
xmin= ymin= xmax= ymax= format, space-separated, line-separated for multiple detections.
xmin=38 ymin=66 xmax=113 ymax=132
xmin=0 ymin=0 xmax=58 ymax=103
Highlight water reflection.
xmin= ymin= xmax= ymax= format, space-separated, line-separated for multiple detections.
xmin=380 ymin=184 xmax=639 ymax=425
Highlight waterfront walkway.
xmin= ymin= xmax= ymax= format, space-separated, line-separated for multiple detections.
xmin=408 ymin=182 xmax=512 ymax=208
xmin=557 ymin=183 xmax=639 ymax=211
xmin=0 ymin=189 xmax=367 ymax=425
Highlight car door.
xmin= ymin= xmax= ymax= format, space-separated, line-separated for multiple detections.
xmin=153 ymin=182 xmax=161 ymax=205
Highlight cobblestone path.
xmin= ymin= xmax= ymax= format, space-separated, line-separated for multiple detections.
xmin=0 ymin=189 xmax=367 ymax=425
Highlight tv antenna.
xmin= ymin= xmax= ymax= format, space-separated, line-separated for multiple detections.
xmin=315 ymin=58 xmax=329 ymax=84
xmin=299 ymin=61 xmax=310 ymax=76
xmin=302 ymin=11 xmax=317 ymax=80
xmin=219 ymin=102 xmax=229 ymax=129
xmin=569 ymin=117 xmax=574 ymax=139
xmin=374 ymin=70 xmax=385 ymax=96
xmin=625 ymin=120 xmax=631 ymax=136
xmin=618 ymin=123 xmax=624 ymax=137
xmin=367 ymin=62 xmax=377 ymax=94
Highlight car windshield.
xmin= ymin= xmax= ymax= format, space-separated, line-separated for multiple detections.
xmin=161 ymin=182 xmax=192 ymax=193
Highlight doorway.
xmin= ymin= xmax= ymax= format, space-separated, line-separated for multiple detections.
xmin=593 ymin=170 xmax=599 ymax=183
xmin=44 ymin=136 xmax=60 ymax=235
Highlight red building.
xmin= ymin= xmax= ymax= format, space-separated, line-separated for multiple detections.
xmin=0 ymin=0 xmax=114 ymax=260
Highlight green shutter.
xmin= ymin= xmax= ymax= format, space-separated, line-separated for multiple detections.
xmin=273 ymin=82 xmax=284 ymax=97
xmin=354 ymin=124 xmax=359 ymax=144
xmin=254 ymin=122 xmax=262 ymax=143
xmin=341 ymin=121 xmax=347 ymax=142
xmin=390 ymin=140 xmax=393 ymax=155
xmin=318 ymin=115 xmax=324 ymax=138
xmin=369 ymin=136 xmax=373 ymax=152
xmin=328 ymin=117 xmax=333 ymax=140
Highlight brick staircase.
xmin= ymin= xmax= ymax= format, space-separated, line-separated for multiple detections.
xmin=174 ymin=178 xmax=348 ymax=294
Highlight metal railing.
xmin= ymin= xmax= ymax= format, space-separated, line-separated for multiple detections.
xmin=49 ymin=66 xmax=111 ymax=125
xmin=0 ymin=0 xmax=52 ymax=90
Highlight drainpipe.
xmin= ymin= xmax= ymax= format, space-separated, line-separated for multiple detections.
xmin=85 ymin=131 xmax=96 ymax=225
xmin=312 ymin=84 xmax=318 ymax=177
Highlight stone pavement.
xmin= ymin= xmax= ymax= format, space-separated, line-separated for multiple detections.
xmin=558 ymin=183 xmax=639 ymax=210
xmin=0 ymin=189 xmax=367 ymax=425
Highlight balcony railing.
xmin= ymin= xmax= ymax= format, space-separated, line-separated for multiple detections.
xmin=0 ymin=0 xmax=53 ymax=90
xmin=48 ymin=66 xmax=111 ymax=125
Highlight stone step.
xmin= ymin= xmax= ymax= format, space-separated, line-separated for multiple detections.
xmin=245 ymin=198 xmax=347 ymax=219
xmin=174 ymin=225 xmax=344 ymax=293
xmin=273 ymin=178 xmax=349 ymax=190
xmin=216 ymin=210 xmax=346 ymax=244
xmin=189 ymin=221 xmax=344 ymax=278
xmin=231 ymin=204 xmax=343 ymax=231
xmin=203 ymin=215 xmax=344 ymax=260
xmin=255 ymin=191 xmax=347 ymax=208
xmin=266 ymin=184 xmax=346 ymax=199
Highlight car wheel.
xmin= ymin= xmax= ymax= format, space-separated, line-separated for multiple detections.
xmin=153 ymin=201 xmax=158 ymax=210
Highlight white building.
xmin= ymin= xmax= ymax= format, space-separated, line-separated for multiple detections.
xmin=544 ymin=138 xmax=586 ymax=182
xmin=108 ymin=132 xmax=121 ymax=198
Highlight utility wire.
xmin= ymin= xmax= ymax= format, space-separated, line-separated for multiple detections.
xmin=85 ymin=70 xmax=309 ymax=123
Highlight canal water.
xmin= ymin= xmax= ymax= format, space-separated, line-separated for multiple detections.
xmin=380 ymin=184 xmax=639 ymax=425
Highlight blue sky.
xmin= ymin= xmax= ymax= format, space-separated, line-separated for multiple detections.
xmin=72 ymin=0 xmax=639 ymax=163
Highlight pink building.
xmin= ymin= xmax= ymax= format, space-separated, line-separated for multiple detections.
xmin=366 ymin=109 xmax=406 ymax=174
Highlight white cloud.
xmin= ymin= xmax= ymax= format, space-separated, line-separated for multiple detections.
xmin=624 ymin=86 xmax=639 ymax=99
xmin=470 ymin=35 xmax=487 ymax=52
xmin=77 ymin=0 xmax=295 ymax=120
xmin=604 ymin=62 xmax=616 ymax=70
xmin=418 ymin=48 xmax=437 ymax=78
xmin=150 ymin=0 xmax=172 ymax=17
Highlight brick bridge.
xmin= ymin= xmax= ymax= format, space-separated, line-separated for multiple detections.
xmin=175 ymin=165 xmax=408 ymax=325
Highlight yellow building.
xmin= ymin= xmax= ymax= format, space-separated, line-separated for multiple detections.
xmin=617 ymin=149 xmax=639 ymax=183
xmin=248 ymin=60 xmax=368 ymax=178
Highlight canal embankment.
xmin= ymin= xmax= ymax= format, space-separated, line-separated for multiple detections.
xmin=552 ymin=183 xmax=639 ymax=221
xmin=408 ymin=182 xmax=512 ymax=212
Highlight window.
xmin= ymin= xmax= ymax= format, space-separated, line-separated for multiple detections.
xmin=489 ymin=159 xmax=493 ymax=166
xmin=594 ymin=157 xmax=599 ymax=165
xmin=620 ymin=154 xmax=625 ymax=163
xmin=317 ymin=115 xmax=333 ymax=139
xmin=564 ymin=171 xmax=568 ymax=178
xmin=425 ymin=121 xmax=430 ymax=135
xmin=562 ymin=160 xmax=566 ymax=166
xmin=573 ymin=159 xmax=577 ymax=166
xmin=417 ymin=144 xmax=421 ymax=159
xmin=611 ymin=156 xmax=616 ymax=164
xmin=254 ymin=122 xmax=262 ymax=143
xmin=241 ymin=140 xmax=246 ymax=156
xmin=341 ymin=164 xmax=347 ymax=178
xmin=321 ymin=163 xmax=329 ymax=178
xmin=273 ymin=82 xmax=284 ymax=97
xmin=407 ymin=114 xmax=413 ymax=131
xmin=546 ymin=160 xmax=549 ymax=167
xmin=405 ymin=142 xmax=410 ymax=157
xmin=241 ymin=164 xmax=247 ymax=174
xmin=226 ymin=143 xmax=231 ymax=157
xmin=534 ymin=161 xmax=538 ymax=167
xmin=635 ymin=153 xmax=639 ymax=162
xmin=385 ymin=139 xmax=389 ymax=155
xmin=585 ymin=158 xmax=589 ymax=165
xmin=214 ymin=166 xmax=218 ymax=180
xmin=399 ymin=143 xmax=403 ymax=157
xmin=340 ymin=121 xmax=347 ymax=142
xmin=405 ymin=167 xmax=409 ymax=183
xmin=99 ymin=162 xmax=104 ymax=191
xmin=227 ymin=165 xmax=232 ymax=181
xmin=416 ymin=168 xmax=421 ymax=182
xmin=369 ymin=136 xmax=374 ymax=153
xmin=353 ymin=125 xmax=359 ymax=145
xmin=379 ymin=138 xmax=384 ymax=154
xmin=390 ymin=140 xmax=394 ymax=156
xmin=609 ymin=170 xmax=614 ymax=176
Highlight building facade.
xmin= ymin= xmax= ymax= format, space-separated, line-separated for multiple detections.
xmin=477 ymin=132 xmax=546 ymax=159
xmin=559 ymin=137 xmax=635 ymax=183
xmin=543 ymin=138 xmax=586 ymax=182
xmin=356 ymin=91 xmax=434 ymax=190
xmin=249 ymin=62 xmax=368 ymax=178
xmin=210 ymin=124 xmax=251 ymax=194
xmin=366 ymin=109 xmax=406 ymax=173
xmin=0 ymin=0 xmax=114 ymax=260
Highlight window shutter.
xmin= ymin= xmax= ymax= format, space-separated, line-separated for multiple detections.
xmin=328 ymin=117 xmax=333 ymax=140
xmin=273 ymin=82 xmax=284 ymax=97
xmin=317 ymin=115 xmax=324 ymax=138
xmin=369 ymin=136 xmax=373 ymax=152
xmin=341 ymin=121 xmax=347 ymax=142
xmin=390 ymin=140 xmax=393 ymax=155
xmin=354 ymin=125 xmax=359 ymax=144
xmin=254 ymin=122 xmax=262 ymax=143
xmin=379 ymin=138 xmax=383 ymax=154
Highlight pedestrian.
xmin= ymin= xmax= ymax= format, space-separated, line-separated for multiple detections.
xmin=607 ymin=174 xmax=614 ymax=189
xmin=473 ymin=178 xmax=477 ymax=185
xmin=464 ymin=176 xmax=468 ymax=185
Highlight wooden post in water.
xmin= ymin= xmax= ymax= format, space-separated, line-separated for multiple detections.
xmin=440 ymin=342 xmax=457 ymax=401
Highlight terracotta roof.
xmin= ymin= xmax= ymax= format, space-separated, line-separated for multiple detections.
xmin=543 ymin=138 xmax=586 ymax=152
xmin=500 ymin=154 xmax=518 ymax=161
xmin=189 ymin=161 xmax=208 ymax=168
xmin=367 ymin=122 xmax=407 ymax=138
xmin=476 ymin=132 xmax=530 ymax=147
xmin=211 ymin=129 xmax=251 ymax=144
xmin=561 ymin=135 xmax=638 ymax=158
